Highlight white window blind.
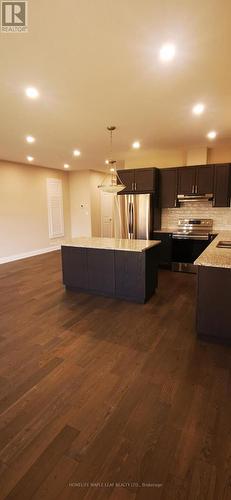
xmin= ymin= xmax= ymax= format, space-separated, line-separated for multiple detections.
xmin=46 ymin=178 xmax=64 ymax=238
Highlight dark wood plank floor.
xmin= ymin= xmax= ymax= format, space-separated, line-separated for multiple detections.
xmin=0 ymin=251 xmax=230 ymax=500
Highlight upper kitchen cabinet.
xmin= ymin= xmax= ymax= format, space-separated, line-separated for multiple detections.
xmin=117 ymin=169 xmax=134 ymax=193
xmin=196 ymin=165 xmax=214 ymax=194
xmin=160 ymin=168 xmax=178 ymax=208
xmin=134 ymin=168 xmax=158 ymax=192
xmin=213 ymin=164 xmax=231 ymax=207
xmin=177 ymin=167 xmax=196 ymax=195
xmin=117 ymin=168 xmax=158 ymax=194
xmin=178 ymin=165 xmax=214 ymax=195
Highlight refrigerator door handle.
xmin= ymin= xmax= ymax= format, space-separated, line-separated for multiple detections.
xmin=128 ymin=201 xmax=134 ymax=237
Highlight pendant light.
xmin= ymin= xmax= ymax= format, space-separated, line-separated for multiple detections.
xmin=98 ymin=126 xmax=125 ymax=194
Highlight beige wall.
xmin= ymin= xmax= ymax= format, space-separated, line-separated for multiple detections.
xmin=69 ymin=170 xmax=92 ymax=238
xmin=90 ymin=171 xmax=105 ymax=237
xmin=124 ymin=148 xmax=186 ymax=169
xmin=0 ymin=161 xmax=71 ymax=260
xmin=124 ymin=143 xmax=231 ymax=169
xmin=69 ymin=170 xmax=104 ymax=238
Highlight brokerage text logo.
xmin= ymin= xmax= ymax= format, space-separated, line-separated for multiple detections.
xmin=1 ymin=1 xmax=28 ymax=32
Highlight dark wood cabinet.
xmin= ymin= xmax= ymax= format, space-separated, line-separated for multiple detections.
xmin=160 ymin=168 xmax=178 ymax=208
xmin=118 ymin=163 xmax=230 ymax=207
xmin=177 ymin=165 xmax=214 ymax=195
xmin=87 ymin=249 xmax=115 ymax=294
xmin=117 ymin=169 xmax=134 ymax=193
xmin=153 ymin=232 xmax=172 ymax=268
xmin=197 ymin=266 xmax=231 ymax=342
xmin=196 ymin=165 xmax=214 ymax=194
xmin=134 ymin=168 xmax=157 ymax=192
xmin=213 ymin=164 xmax=231 ymax=207
xmin=178 ymin=167 xmax=196 ymax=195
xmin=117 ymin=168 xmax=158 ymax=194
xmin=61 ymin=247 xmax=87 ymax=288
xmin=62 ymin=245 xmax=160 ymax=303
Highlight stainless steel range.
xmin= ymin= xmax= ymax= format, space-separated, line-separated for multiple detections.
xmin=172 ymin=218 xmax=214 ymax=273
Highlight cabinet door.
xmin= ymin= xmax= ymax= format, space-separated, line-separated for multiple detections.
xmin=87 ymin=249 xmax=115 ymax=294
xmin=115 ymin=251 xmax=145 ymax=301
xmin=160 ymin=168 xmax=178 ymax=208
xmin=213 ymin=164 xmax=231 ymax=207
xmin=117 ymin=170 xmax=134 ymax=193
xmin=134 ymin=168 xmax=156 ymax=192
xmin=196 ymin=165 xmax=214 ymax=194
xmin=178 ymin=167 xmax=196 ymax=194
xmin=61 ymin=247 xmax=87 ymax=289
xmin=153 ymin=233 xmax=172 ymax=267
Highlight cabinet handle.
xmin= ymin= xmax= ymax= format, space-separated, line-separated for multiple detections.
xmin=132 ymin=182 xmax=134 ymax=191
xmin=195 ymin=185 xmax=198 ymax=194
xmin=192 ymin=185 xmax=194 ymax=194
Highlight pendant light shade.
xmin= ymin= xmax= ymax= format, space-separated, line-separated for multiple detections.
xmin=98 ymin=127 xmax=126 ymax=194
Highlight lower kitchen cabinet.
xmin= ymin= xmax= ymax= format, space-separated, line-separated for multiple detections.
xmin=197 ymin=266 xmax=231 ymax=342
xmin=87 ymin=249 xmax=115 ymax=294
xmin=61 ymin=247 xmax=88 ymax=289
xmin=61 ymin=245 xmax=160 ymax=303
xmin=153 ymin=232 xmax=172 ymax=268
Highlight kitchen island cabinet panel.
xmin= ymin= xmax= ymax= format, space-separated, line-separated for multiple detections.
xmin=87 ymin=249 xmax=115 ymax=294
xmin=61 ymin=247 xmax=87 ymax=289
xmin=115 ymin=251 xmax=145 ymax=301
xmin=61 ymin=238 xmax=160 ymax=303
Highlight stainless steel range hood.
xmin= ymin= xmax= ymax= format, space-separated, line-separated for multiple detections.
xmin=177 ymin=193 xmax=213 ymax=203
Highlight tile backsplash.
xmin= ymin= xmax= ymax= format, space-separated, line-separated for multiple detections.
xmin=161 ymin=202 xmax=231 ymax=230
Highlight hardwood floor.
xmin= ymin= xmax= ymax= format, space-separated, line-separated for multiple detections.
xmin=0 ymin=251 xmax=230 ymax=500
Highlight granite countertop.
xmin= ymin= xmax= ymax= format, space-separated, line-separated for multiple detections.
xmin=62 ymin=237 xmax=161 ymax=253
xmin=194 ymin=231 xmax=231 ymax=269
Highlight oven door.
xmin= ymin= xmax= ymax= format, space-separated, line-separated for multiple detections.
xmin=172 ymin=236 xmax=210 ymax=273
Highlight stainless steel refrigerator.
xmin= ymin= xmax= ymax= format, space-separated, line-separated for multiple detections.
xmin=114 ymin=194 xmax=153 ymax=240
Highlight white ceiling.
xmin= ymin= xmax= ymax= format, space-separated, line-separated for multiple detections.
xmin=0 ymin=0 xmax=231 ymax=171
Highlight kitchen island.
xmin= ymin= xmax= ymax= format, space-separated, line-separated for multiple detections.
xmin=195 ymin=230 xmax=231 ymax=343
xmin=61 ymin=237 xmax=161 ymax=303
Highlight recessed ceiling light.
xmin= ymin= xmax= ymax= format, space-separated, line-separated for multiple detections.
xmin=110 ymin=167 xmax=115 ymax=172
xmin=25 ymin=87 xmax=39 ymax=99
xmin=132 ymin=141 xmax=140 ymax=149
xmin=207 ymin=130 xmax=217 ymax=140
xmin=105 ymin=159 xmax=109 ymax=165
xmin=27 ymin=156 xmax=34 ymax=162
xmin=64 ymin=163 xmax=70 ymax=169
xmin=73 ymin=149 xmax=81 ymax=157
xmin=192 ymin=103 xmax=205 ymax=115
xmin=26 ymin=135 xmax=35 ymax=143
xmin=159 ymin=43 xmax=176 ymax=62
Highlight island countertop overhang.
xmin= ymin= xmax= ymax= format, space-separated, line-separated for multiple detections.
xmin=61 ymin=237 xmax=161 ymax=253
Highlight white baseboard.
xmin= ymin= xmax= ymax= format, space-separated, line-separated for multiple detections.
xmin=0 ymin=245 xmax=61 ymax=265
